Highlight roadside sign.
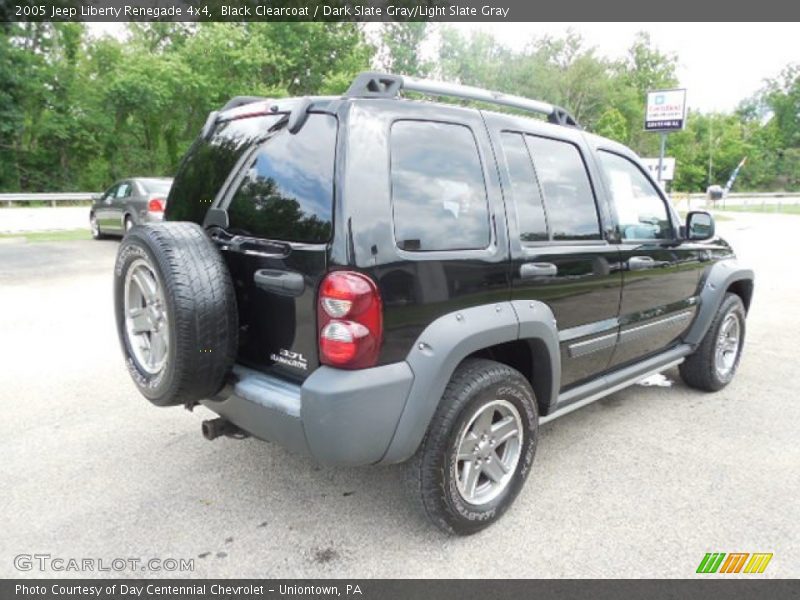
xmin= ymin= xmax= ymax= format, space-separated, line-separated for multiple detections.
xmin=641 ymin=157 xmax=676 ymax=181
xmin=645 ymin=89 xmax=687 ymax=131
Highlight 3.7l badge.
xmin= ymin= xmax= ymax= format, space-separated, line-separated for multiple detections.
xmin=270 ymin=349 xmax=308 ymax=370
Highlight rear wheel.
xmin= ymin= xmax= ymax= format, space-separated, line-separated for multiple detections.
xmin=405 ymin=358 xmax=538 ymax=535
xmin=114 ymin=222 xmax=238 ymax=406
xmin=679 ymin=293 xmax=746 ymax=391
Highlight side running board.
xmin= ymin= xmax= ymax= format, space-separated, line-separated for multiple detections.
xmin=541 ymin=344 xmax=693 ymax=425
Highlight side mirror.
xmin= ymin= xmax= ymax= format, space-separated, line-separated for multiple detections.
xmin=686 ymin=211 xmax=715 ymax=241
xmin=91 ymin=193 xmax=101 ymax=202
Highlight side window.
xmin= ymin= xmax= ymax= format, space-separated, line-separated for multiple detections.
xmin=501 ymin=132 xmax=548 ymax=242
xmin=116 ymin=183 xmax=131 ymax=198
xmin=226 ymin=114 xmax=337 ymax=244
xmin=525 ymin=136 xmax=601 ymax=241
xmin=103 ymin=185 xmax=118 ymax=201
xmin=597 ymin=151 xmax=671 ymax=240
xmin=390 ymin=120 xmax=490 ymax=252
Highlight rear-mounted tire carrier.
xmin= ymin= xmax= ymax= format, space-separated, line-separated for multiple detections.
xmin=113 ymin=222 xmax=238 ymax=406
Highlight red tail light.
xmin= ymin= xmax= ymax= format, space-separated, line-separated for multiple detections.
xmin=148 ymin=198 xmax=165 ymax=213
xmin=318 ymin=271 xmax=382 ymax=369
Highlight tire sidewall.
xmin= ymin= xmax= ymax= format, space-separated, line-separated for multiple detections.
xmin=711 ymin=296 xmax=746 ymax=387
xmin=114 ymin=233 xmax=180 ymax=404
xmin=441 ymin=370 xmax=538 ymax=532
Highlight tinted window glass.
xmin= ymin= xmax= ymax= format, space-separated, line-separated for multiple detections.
xmin=166 ymin=114 xmax=281 ymax=224
xmin=390 ymin=120 xmax=490 ymax=252
xmin=226 ymin=114 xmax=337 ymax=244
xmin=525 ymin=136 xmax=600 ymax=241
xmin=501 ymin=132 xmax=548 ymax=242
xmin=598 ymin=151 xmax=671 ymax=240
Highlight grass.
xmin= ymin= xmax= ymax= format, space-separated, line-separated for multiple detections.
xmin=715 ymin=203 xmax=800 ymax=215
xmin=0 ymin=228 xmax=91 ymax=242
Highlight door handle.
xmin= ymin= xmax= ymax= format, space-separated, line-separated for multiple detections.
xmin=628 ymin=256 xmax=655 ymax=271
xmin=254 ymin=269 xmax=305 ymax=297
xmin=520 ymin=262 xmax=558 ymax=279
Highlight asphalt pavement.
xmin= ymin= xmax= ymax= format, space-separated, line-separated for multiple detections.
xmin=1 ymin=212 xmax=798 ymax=578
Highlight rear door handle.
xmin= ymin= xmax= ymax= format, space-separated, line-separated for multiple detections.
xmin=628 ymin=256 xmax=655 ymax=271
xmin=520 ymin=262 xmax=558 ymax=279
xmin=254 ymin=269 xmax=305 ymax=297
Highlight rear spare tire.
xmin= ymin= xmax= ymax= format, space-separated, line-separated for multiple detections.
xmin=113 ymin=222 xmax=238 ymax=406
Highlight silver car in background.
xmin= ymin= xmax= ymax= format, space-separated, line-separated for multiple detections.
xmin=89 ymin=177 xmax=173 ymax=239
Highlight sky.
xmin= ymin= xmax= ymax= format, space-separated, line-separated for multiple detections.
xmin=453 ymin=23 xmax=799 ymax=113
xmin=88 ymin=22 xmax=799 ymax=113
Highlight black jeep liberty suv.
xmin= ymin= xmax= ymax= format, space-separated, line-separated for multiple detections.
xmin=114 ymin=72 xmax=754 ymax=535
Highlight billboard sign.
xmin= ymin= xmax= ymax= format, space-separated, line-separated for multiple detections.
xmin=645 ymin=89 xmax=687 ymax=131
xmin=641 ymin=157 xmax=676 ymax=181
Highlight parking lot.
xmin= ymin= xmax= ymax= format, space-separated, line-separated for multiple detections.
xmin=1 ymin=211 xmax=798 ymax=578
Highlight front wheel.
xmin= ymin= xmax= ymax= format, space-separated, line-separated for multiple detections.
xmin=89 ymin=212 xmax=105 ymax=240
xmin=679 ymin=293 xmax=746 ymax=391
xmin=405 ymin=358 xmax=539 ymax=535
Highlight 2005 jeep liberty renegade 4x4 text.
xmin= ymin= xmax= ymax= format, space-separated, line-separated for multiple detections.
xmin=114 ymin=72 xmax=754 ymax=535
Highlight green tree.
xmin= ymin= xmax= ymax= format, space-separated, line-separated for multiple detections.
xmin=379 ymin=23 xmax=431 ymax=77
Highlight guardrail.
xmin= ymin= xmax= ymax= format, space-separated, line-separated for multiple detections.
xmin=0 ymin=193 xmax=96 ymax=207
xmin=672 ymin=192 xmax=800 ymax=211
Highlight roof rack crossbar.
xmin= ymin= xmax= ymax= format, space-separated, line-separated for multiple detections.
xmin=345 ymin=71 xmax=579 ymax=127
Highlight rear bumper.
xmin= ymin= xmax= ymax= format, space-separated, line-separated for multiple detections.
xmin=200 ymin=362 xmax=414 ymax=466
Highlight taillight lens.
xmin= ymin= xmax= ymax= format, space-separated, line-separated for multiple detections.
xmin=148 ymin=198 xmax=165 ymax=212
xmin=318 ymin=271 xmax=382 ymax=369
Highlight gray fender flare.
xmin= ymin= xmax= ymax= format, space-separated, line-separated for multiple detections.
xmin=683 ymin=259 xmax=754 ymax=346
xmin=380 ymin=301 xmax=560 ymax=464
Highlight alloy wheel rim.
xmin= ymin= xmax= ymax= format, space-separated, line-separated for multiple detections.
xmin=123 ymin=258 xmax=169 ymax=375
xmin=90 ymin=215 xmax=99 ymax=237
xmin=715 ymin=313 xmax=740 ymax=378
xmin=455 ymin=399 xmax=523 ymax=506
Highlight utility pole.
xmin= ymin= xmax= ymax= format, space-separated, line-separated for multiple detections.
xmin=707 ymin=118 xmax=713 ymax=187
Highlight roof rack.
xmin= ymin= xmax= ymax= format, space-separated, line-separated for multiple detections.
xmin=345 ymin=71 xmax=579 ymax=128
xmin=219 ymin=96 xmax=269 ymax=112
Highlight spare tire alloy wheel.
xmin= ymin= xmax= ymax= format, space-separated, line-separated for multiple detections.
xmin=114 ymin=222 xmax=238 ymax=407
xmin=124 ymin=258 xmax=169 ymax=376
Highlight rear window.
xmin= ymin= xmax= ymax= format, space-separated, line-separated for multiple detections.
xmin=166 ymin=115 xmax=280 ymax=224
xmin=226 ymin=114 xmax=337 ymax=244
xmin=141 ymin=179 xmax=173 ymax=195
xmin=390 ymin=120 xmax=490 ymax=252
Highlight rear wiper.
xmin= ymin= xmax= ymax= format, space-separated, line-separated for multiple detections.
xmin=208 ymin=227 xmax=291 ymax=258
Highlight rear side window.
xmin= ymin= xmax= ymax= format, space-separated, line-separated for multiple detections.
xmin=226 ymin=114 xmax=337 ymax=244
xmin=166 ymin=114 xmax=280 ymax=224
xmin=524 ymin=136 xmax=601 ymax=241
xmin=390 ymin=120 xmax=490 ymax=252
xmin=501 ymin=132 xmax=548 ymax=242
